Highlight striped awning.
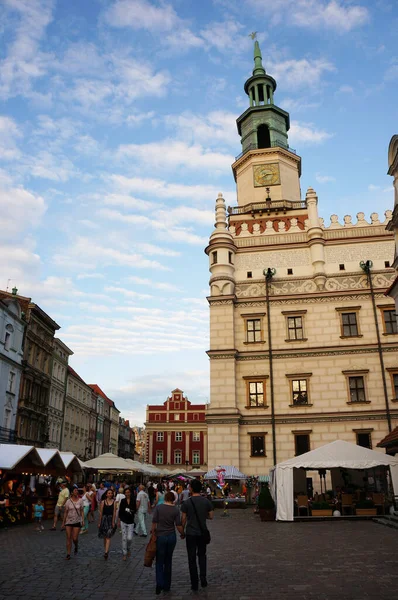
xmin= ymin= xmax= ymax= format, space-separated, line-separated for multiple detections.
xmin=204 ymin=465 xmax=247 ymax=480
xmin=258 ymin=475 xmax=270 ymax=483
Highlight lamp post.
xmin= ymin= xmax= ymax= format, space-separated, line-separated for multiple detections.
xmin=263 ymin=267 xmax=277 ymax=465
xmin=360 ymin=260 xmax=392 ymax=432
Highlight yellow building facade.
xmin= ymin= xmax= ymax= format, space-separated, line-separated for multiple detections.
xmin=205 ymin=42 xmax=398 ymax=477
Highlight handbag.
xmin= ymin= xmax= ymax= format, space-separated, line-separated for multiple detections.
xmin=190 ymin=498 xmax=211 ymax=545
xmin=144 ymin=532 xmax=157 ymax=568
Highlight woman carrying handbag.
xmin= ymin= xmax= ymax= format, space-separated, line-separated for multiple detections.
xmin=98 ymin=488 xmax=117 ymax=560
xmin=62 ymin=486 xmax=84 ymax=560
xmin=150 ymin=491 xmax=185 ymax=595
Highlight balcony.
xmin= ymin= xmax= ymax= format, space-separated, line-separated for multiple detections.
xmin=228 ymin=197 xmax=307 ymax=216
xmin=235 ymin=140 xmax=296 ymax=162
xmin=0 ymin=426 xmax=17 ymax=443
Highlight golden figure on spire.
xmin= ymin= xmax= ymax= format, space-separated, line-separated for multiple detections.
xmin=249 ymin=31 xmax=257 ymax=40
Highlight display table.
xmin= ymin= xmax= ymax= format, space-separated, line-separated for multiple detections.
xmin=211 ymin=498 xmax=246 ymax=509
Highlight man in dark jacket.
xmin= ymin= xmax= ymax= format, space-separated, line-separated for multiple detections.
xmin=181 ymin=479 xmax=213 ymax=591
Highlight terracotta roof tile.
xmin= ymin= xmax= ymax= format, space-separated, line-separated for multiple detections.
xmin=377 ymin=426 xmax=398 ymax=447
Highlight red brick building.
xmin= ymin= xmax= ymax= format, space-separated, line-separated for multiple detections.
xmin=145 ymin=389 xmax=207 ymax=469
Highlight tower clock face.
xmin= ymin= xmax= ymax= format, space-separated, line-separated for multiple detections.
xmin=253 ymin=163 xmax=280 ymax=187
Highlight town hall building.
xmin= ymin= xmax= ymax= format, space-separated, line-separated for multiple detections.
xmin=205 ymin=41 xmax=398 ymax=477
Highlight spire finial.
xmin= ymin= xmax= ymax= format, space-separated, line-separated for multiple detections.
xmin=253 ymin=39 xmax=265 ymax=76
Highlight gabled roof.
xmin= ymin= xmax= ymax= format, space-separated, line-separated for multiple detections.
xmin=68 ymin=365 xmax=87 ymax=385
xmin=377 ymin=426 xmax=398 ymax=448
xmin=89 ymin=384 xmax=115 ymax=407
xmin=171 ymin=388 xmax=184 ymax=393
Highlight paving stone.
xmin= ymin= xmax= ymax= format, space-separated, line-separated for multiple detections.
xmin=1 ymin=511 xmax=398 ymax=599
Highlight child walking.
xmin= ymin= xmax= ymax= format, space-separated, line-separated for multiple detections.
xmin=33 ymin=498 xmax=45 ymax=531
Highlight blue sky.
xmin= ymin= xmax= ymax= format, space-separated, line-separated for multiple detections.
xmin=1 ymin=0 xmax=397 ymax=425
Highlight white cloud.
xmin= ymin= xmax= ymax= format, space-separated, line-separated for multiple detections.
xmin=0 ymin=0 xmax=54 ymax=100
xmin=25 ymin=150 xmax=77 ymax=182
xmin=315 ymin=173 xmax=336 ymax=183
xmin=338 ymin=85 xmax=354 ymax=94
xmin=280 ymin=98 xmax=320 ymax=112
xmin=116 ymin=139 xmax=233 ymax=171
xmin=103 ymin=193 xmax=153 ymax=211
xmin=126 ymin=111 xmax=155 ymax=126
xmin=289 ymin=121 xmax=334 ymax=145
xmin=77 ymin=273 xmax=105 ymax=280
xmin=104 ymin=0 xmax=180 ymax=32
xmin=269 ymin=58 xmax=336 ymax=89
xmin=0 ymin=116 xmax=23 ymax=160
xmin=0 ymin=170 xmax=46 ymax=238
xmin=368 ymin=184 xmax=380 ymax=191
xmin=134 ymin=243 xmax=180 ymax=257
xmin=107 ymin=174 xmax=231 ymax=204
xmin=165 ymin=111 xmax=237 ymax=148
xmin=104 ymin=286 xmax=153 ymax=300
xmin=247 ymin=0 xmax=369 ymax=32
xmin=125 ymin=276 xmax=181 ymax=292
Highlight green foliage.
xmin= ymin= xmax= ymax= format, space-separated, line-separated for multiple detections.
xmin=258 ymin=483 xmax=275 ymax=510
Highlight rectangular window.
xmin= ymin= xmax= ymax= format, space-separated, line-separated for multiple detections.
xmin=287 ymin=316 xmax=304 ymax=340
xmin=394 ymin=374 xmax=398 ymax=399
xmin=193 ymin=431 xmax=200 ymax=442
xmin=292 ymin=379 xmax=308 ymax=405
xmin=356 ymin=432 xmax=372 ymax=449
xmin=155 ymin=414 xmax=161 ymax=421
xmin=383 ymin=309 xmax=397 ymax=335
xmin=175 ymin=431 xmax=182 ymax=442
xmin=250 ymin=435 xmax=265 ymax=457
xmin=295 ymin=434 xmax=310 ymax=456
xmin=349 ymin=376 xmax=366 ymax=402
xmin=174 ymin=450 xmax=182 ymax=464
xmin=193 ymin=414 xmax=199 ymax=421
xmin=246 ymin=319 xmax=262 ymax=343
xmin=156 ymin=451 xmax=163 ymax=464
xmin=174 ymin=403 xmax=180 ymax=409
xmin=156 ymin=431 xmax=164 ymax=442
xmin=192 ymin=451 xmax=200 ymax=465
xmin=8 ymin=371 xmax=15 ymax=393
xmin=249 ymin=381 xmax=264 ymax=407
xmin=228 ymin=251 xmax=233 ymax=264
xmin=341 ymin=312 xmax=359 ymax=337
xmin=212 ymin=251 xmax=217 ymax=264
xmin=174 ymin=414 xmax=180 ymax=421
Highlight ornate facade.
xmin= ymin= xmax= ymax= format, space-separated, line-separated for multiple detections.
xmin=205 ymin=41 xmax=398 ymax=477
xmin=62 ymin=366 xmax=92 ymax=459
xmin=145 ymin=389 xmax=207 ymax=469
xmin=47 ymin=339 xmax=73 ymax=448
xmin=89 ymin=384 xmax=119 ymax=454
xmin=118 ymin=418 xmax=135 ymax=459
xmin=387 ymin=134 xmax=398 ymax=324
xmin=0 ymin=294 xmax=25 ymax=442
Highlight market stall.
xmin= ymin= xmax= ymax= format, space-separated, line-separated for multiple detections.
xmin=204 ymin=465 xmax=248 ymax=508
xmin=270 ymin=440 xmax=398 ymax=521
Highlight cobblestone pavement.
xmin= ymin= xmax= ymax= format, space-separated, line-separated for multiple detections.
xmin=1 ymin=510 xmax=397 ymax=600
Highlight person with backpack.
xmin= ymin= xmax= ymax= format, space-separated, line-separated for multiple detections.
xmin=118 ymin=486 xmax=136 ymax=560
xmin=181 ymin=479 xmax=214 ymax=591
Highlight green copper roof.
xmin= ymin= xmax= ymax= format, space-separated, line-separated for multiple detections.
xmin=253 ymin=40 xmax=265 ymax=76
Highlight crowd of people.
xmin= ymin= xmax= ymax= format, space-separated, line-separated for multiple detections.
xmin=46 ymin=477 xmax=214 ymax=593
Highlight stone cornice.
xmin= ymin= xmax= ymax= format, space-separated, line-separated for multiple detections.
xmin=208 ymin=344 xmax=398 ymax=360
xmin=239 ymin=412 xmax=398 ymax=426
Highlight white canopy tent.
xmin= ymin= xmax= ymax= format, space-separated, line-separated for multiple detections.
xmin=204 ymin=465 xmax=247 ymax=480
xmin=83 ymin=452 xmax=134 ymax=471
xmin=270 ymin=440 xmax=398 ymax=521
xmin=0 ymin=444 xmax=42 ymax=471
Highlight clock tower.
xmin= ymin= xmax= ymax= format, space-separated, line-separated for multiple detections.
xmin=233 ymin=40 xmax=301 ymax=207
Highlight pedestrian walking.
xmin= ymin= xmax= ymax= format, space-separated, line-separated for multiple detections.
xmin=33 ymin=498 xmax=45 ymax=531
xmin=180 ymin=484 xmax=190 ymax=504
xmin=50 ymin=481 xmax=69 ymax=531
xmin=98 ymin=488 xmax=116 ymax=560
xmin=151 ymin=491 xmax=185 ymax=595
xmin=155 ymin=483 xmax=165 ymax=507
xmin=81 ymin=484 xmax=93 ymax=534
xmin=181 ymin=479 xmax=214 ymax=591
xmin=96 ymin=482 xmax=106 ymax=504
xmin=62 ymin=486 xmax=84 ymax=560
xmin=135 ymin=484 xmax=149 ymax=537
xmin=119 ymin=487 xmax=136 ymax=560
xmin=148 ymin=483 xmax=156 ymax=507
xmin=89 ymin=483 xmax=96 ymax=522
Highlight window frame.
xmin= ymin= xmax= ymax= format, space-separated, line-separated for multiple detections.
xmin=249 ymin=433 xmax=267 ymax=458
xmin=156 ymin=431 xmax=164 ymax=442
xmin=192 ymin=431 xmax=200 ymax=442
xmin=244 ymin=376 xmax=269 ymax=409
xmin=354 ymin=429 xmax=373 ymax=449
xmin=282 ymin=310 xmax=307 ymax=342
xmin=241 ymin=313 xmax=266 ymax=345
xmin=175 ymin=431 xmax=183 ymax=442
xmin=156 ymin=450 xmax=163 ymax=465
xmin=342 ymin=370 xmax=370 ymax=404
xmin=336 ymin=306 xmax=362 ymax=338
xmin=293 ymin=431 xmax=311 ymax=456
xmin=286 ymin=373 xmax=312 ymax=407
xmin=379 ymin=306 xmax=398 ymax=335
xmin=174 ymin=450 xmax=182 ymax=465
xmin=386 ymin=368 xmax=398 ymax=401
xmin=192 ymin=451 xmax=200 ymax=465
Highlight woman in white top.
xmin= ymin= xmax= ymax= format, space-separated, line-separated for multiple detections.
xmin=81 ymin=484 xmax=93 ymax=534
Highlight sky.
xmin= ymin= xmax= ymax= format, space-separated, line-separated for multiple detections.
xmin=1 ymin=0 xmax=397 ymax=425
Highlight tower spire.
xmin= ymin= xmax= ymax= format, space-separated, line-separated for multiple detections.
xmin=253 ymin=40 xmax=265 ymax=76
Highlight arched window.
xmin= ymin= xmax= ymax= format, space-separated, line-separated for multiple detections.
xmin=257 ymin=124 xmax=271 ymax=149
